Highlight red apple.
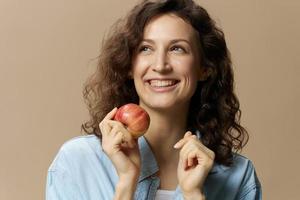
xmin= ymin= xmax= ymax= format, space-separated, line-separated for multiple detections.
xmin=114 ymin=103 xmax=150 ymax=138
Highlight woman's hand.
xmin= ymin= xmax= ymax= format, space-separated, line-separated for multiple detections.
xmin=99 ymin=107 xmax=141 ymax=181
xmin=174 ymin=131 xmax=215 ymax=200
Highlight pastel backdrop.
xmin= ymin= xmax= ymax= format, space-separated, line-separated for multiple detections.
xmin=0 ymin=0 xmax=299 ymax=199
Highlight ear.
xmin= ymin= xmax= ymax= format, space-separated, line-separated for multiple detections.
xmin=197 ymin=67 xmax=211 ymax=81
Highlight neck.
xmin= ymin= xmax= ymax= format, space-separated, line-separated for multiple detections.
xmin=141 ymin=103 xmax=190 ymax=166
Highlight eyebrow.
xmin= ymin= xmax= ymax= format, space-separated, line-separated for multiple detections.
xmin=141 ymin=38 xmax=192 ymax=46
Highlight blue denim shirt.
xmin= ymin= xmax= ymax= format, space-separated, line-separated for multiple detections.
xmin=46 ymin=135 xmax=262 ymax=200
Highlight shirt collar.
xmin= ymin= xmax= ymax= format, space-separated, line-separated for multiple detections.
xmin=137 ymin=133 xmax=226 ymax=182
xmin=137 ymin=136 xmax=159 ymax=182
xmin=210 ymin=162 xmax=229 ymax=174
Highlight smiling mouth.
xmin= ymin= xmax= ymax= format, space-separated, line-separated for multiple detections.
xmin=148 ymin=79 xmax=179 ymax=87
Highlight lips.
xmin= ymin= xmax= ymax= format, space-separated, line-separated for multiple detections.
xmin=148 ymin=79 xmax=179 ymax=87
xmin=144 ymin=79 xmax=180 ymax=93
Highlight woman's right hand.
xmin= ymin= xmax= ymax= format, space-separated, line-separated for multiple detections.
xmin=99 ymin=107 xmax=141 ymax=181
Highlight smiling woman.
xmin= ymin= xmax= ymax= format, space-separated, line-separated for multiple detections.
xmin=132 ymin=14 xmax=202 ymax=111
xmin=46 ymin=0 xmax=262 ymax=200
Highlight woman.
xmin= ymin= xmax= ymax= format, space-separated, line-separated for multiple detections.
xmin=46 ymin=0 xmax=262 ymax=199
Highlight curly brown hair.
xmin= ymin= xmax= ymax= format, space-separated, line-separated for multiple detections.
xmin=82 ymin=0 xmax=248 ymax=166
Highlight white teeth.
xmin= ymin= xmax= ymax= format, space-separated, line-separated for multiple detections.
xmin=149 ymin=80 xmax=177 ymax=87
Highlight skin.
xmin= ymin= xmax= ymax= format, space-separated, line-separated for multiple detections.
xmin=99 ymin=14 xmax=215 ymax=200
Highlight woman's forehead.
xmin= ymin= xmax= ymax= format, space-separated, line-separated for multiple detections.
xmin=142 ymin=13 xmax=198 ymax=42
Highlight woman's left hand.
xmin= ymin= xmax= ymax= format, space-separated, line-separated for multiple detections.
xmin=174 ymin=131 xmax=215 ymax=199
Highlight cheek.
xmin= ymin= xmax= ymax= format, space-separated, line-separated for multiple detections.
xmin=132 ymin=56 xmax=151 ymax=77
xmin=172 ymin=58 xmax=199 ymax=78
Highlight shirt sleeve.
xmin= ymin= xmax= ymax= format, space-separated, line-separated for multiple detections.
xmin=239 ymin=184 xmax=262 ymax=200
xmin=46 ymin=169 xmax=84 ymax=200
xmin=237 ymin=161 xmax=262 ymax=200
xmin=46 ymin=147 xmax=85 ymax=200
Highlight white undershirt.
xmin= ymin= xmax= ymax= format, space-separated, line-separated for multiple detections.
xmin=154 ymin=189 xmax=176 ymax=200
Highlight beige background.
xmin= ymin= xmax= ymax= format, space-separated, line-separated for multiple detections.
xmin=0 ymin=0 xmax=299 ymax=199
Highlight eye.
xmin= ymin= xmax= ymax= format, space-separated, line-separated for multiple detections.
xmin=138 ymin=45 xmax=152 ymax=52
xmin=170 ymin=45 xmax=186 ymax=53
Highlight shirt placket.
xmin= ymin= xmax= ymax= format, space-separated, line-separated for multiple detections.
xmin=134 ymin=176 xmax=160 ymax=200
xmin=147 ymin=176 xmax=160 ymax=200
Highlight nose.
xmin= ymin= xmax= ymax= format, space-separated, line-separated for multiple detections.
xmin=152 ymin=50 xmax=172 ymax=73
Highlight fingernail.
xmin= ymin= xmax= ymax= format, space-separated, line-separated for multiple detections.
xmin=184 ymin=131 xmax=191 ymax=137
xmin=173 ymin=143 xmax=179 ymax=148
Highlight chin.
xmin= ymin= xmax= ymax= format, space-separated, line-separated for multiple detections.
xmin=140 ymin=98 xmax=188 ymax=112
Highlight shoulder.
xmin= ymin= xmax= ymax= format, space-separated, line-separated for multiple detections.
xmin=232 ymin=154 xmax=260 ymax=184
xmin=59 ymin=134 xmax=102 ymax=153
xmin=232 ymin=154 xmax=262 ymax=199
xmin=222 ymin=154 xmax=260 ymax=184
xmin=211 ymin=154 xmax=256 ymax=174
xmin=232 ymin=154 xmax=256 ymax=171
xmin=234 ymin=154 xmax=260 ymax=183
xmin=219 ymin=154 xmax=261 ymax=197
xmin=46 ymin=135 xmax=118 ymax=199
xmin=48 ymin=134 xmax=104 ymax=171
xmin=205 ymin=154 xmax=261 ymax=199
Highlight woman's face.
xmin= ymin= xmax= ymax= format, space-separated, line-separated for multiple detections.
xmin=132 ymin=13 xmax=203 ymax=111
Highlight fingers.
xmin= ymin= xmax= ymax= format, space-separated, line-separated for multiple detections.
xmin=99 ymin=107 xmax=118 ymax=137
xmin=114 ymin=131 xmax=124 ymax=145
xmin=109 ymin=121 xmax=127 ymax=137
xmin=99 ymin=107 xmax=136 ymax=149
xmin=187 ymin=150 xmax=198 ymax=167
xmin=108 ymin=120 xmax=135 ymax=148
xmin=173 ymin=131 xmax=196 ymax=149
xmin=175 ymin=131 xmax=215 ymax=170
xmin=174 ymin=131 xmax=214 ymax=159
xmin=181 ymin=144 xmax=206 ymax=170
xmin=104 ymin=107 xmax=118 ymax=120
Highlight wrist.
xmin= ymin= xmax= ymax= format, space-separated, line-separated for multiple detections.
xmin=118 ymin=175 xmax=138 ymax=188
xmin=114 ymin=177 xmax=138 ymax=200
xmin=119 ymin=172 xmax=139 ymax=183
xmin=183 ymin=189 xmax=205 ymax=200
